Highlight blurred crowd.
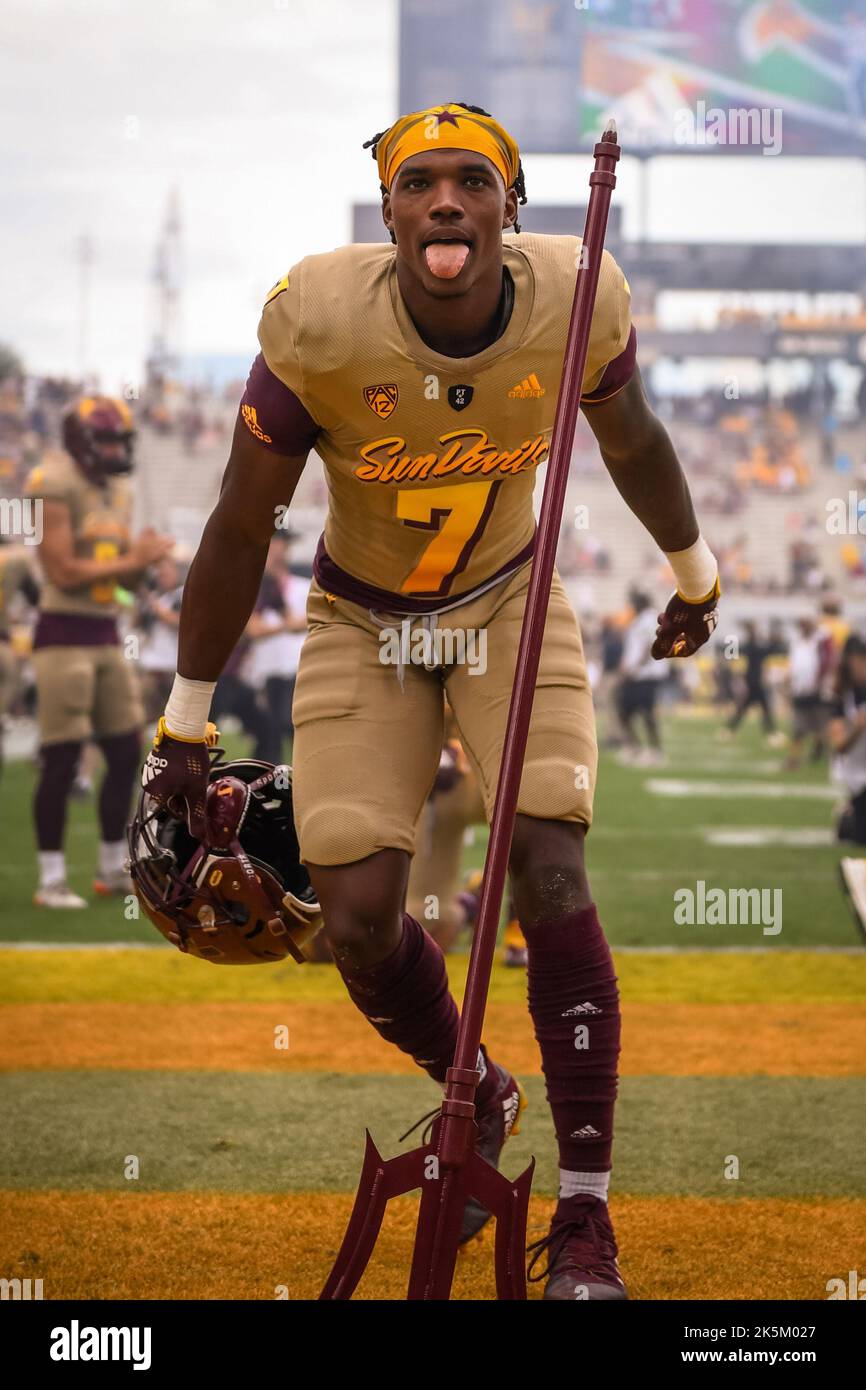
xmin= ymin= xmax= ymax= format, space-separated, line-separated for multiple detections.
xmin=581 ymin=588 xmax=866 ymax=847
xmin=0 ymin=369 xmax=238 ymax=504
xmin=582 ymin=590 xmax=854 ymax=766
xmin=1 ymin=530 xmax=311 ymax=766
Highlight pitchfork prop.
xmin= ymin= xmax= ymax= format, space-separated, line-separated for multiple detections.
xmin=320 ymin=122 xmax=622 ymax=1301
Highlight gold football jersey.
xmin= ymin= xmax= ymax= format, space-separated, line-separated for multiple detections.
xmin=24 ymin=450 xmax=132 ymax=617
xmin=257 ymin=233 xmax=631 ymax=608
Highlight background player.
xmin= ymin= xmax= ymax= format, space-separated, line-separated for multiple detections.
xmin=24 ymin=397 xmax=173 ymax=907
xmin=0 ymin=538 xmax=39 ymax=776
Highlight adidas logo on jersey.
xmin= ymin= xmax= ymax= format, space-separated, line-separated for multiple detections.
xmin=562 ymin=1001 xmax=603 ymax=1017
xmin=570 ymin=1124 xmax=603 ymax=1139
xmin=508 ymin=372 xmax=545 ymax=399
xmin=241 ymin=403 xmax=273 ymax=444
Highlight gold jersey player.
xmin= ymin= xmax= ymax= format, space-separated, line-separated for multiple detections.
xmin=144 ymin=103 xmax=720 ymax=1300
xmin=25 ymin=398 xmax=173 ymax=908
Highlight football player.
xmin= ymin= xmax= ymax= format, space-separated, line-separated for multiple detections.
xmin=24 ymin=397 xmax=173 ymax=907
xmin=0 ymin=537 xmax=40 ymax=775
xmin=143 ymin=102 xmax=719 ymax=1298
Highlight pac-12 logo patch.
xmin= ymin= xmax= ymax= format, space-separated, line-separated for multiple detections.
xmin=448 ymin=384 xmax=474 ymax=412
xmin=363 ymin=383 xmax=399 ymax=419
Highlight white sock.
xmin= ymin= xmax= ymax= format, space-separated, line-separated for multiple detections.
xmin=559 ymin=1168 xmax=611 ymax=1203
xmin=38 ymin=851 xmax=66 ymax=888
xmin=99 ymin=840 xmax=127 ymax=877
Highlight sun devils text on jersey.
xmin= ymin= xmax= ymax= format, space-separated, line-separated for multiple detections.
xmin=244 ymin=232 xmax=635 ymax=613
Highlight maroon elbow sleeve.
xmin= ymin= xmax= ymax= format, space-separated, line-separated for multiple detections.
xmin=581 ymin=324 xmax=638 ymax=406
xmin=239 ymin=353 xmax=321 ymax=453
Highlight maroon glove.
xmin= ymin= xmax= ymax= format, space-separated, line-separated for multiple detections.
xmin=140 ymin=716 xmax=219 ymax=839
xmin=652 ymin=577 xmax=720 ymax=660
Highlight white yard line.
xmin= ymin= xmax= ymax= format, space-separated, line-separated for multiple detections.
xmin=702 ymin=827 xmax=835 ymax=847
xmin=647 ymin=778 xmax=839 ymax=800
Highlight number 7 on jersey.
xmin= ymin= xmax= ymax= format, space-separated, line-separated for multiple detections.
xmin=397 ymin=480 xmax=499 ymax=597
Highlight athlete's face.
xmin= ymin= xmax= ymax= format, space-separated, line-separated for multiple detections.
xmin=94 ymin=439 xmax=127 ymax=465
xmin=383 ymin=149 xmax=518 ymax=296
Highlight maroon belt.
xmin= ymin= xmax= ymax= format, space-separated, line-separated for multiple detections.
xmin=312 ymin=534 xmax=535 ymax=616
xmin=33 ymin=613 xmax=119 ymax=649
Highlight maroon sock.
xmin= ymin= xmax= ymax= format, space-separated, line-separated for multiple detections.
xmin=335 ymin=914 xmax=500 ymax=1102
xmin=523 ymin=904 xmax=621 ymax=1171
xmin=96 ymin=731 xmax=141 ymax=840
xmin=33 ymin=740 xmax=81 ymax=850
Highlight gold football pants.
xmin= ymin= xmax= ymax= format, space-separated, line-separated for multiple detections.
xmin=32 ymin=643 xmax=144 ymax=746
xmin=292 ymin=564 xmax=597 ymax=866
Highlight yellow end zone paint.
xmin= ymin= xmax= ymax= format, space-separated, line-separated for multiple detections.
xmin=0 ymin=1190 xmax=861 ymax=1301
xmin=1 ymin=948 xmax=864 ymax=1005
xmin=1 ymin=1000 xmax=863 ymax=1075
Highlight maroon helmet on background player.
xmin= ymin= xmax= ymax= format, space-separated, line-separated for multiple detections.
xmin=62 ymin=395 xmax=135 ymax=482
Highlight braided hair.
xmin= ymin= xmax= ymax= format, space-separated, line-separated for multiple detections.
xmin=363 ymin=102 xmax=528 ymax=244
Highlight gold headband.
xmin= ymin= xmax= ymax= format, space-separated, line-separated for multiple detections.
xmin=376 ymin=102 xmax=520 ymax=192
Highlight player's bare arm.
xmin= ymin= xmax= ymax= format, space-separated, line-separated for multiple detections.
xmin=38 ymin=500 xmax=173 ymax=590
xmin=584 ymin=367 xmax=720 ymax=658
xmin=141 ymin=418 xmax=307 ymax=835
xmin=176 ymin=416 xmax=307 ymax=681
xmin=583 ymin=367 xmax=698 ymax=553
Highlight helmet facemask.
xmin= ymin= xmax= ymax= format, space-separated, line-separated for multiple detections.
xmin=128 ymin=760 xmax=323 ymax=965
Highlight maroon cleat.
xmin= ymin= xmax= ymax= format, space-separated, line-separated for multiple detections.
xmin=458 ymin=1057 xmax=527 ymax=1244
xmin=526 ymin=1193 xmax=628 ymax=1300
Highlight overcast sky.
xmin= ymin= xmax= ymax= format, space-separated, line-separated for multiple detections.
xmin=3 ymin=0 xmax=865 ymax=391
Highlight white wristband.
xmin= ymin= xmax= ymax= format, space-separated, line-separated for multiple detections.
xmin=664 ymin=535 xmax=718 ymax=601
xmin=164 ymin=674 xmax=217 ymax=740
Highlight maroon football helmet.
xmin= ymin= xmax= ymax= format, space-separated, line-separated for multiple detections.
xmin=128 ymin=758 xmax=323 ymax=965
xmin=62 ymin=395 xmax=135 ymax=481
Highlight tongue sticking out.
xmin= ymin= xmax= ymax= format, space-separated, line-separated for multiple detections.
xmin=424 ymin=241 xmax=470 ymax=278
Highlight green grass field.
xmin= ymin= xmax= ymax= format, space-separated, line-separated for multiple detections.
xmin=1 ymin=711 xmax=864 ymax=1299
xmin=0 ymin=713 xmax=860 ymax=947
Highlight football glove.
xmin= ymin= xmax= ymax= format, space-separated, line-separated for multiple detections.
xmin=140 ymin=716 xmax=220 ymax=839
xmin=651 ymin=576 xmax=720 ymax=660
